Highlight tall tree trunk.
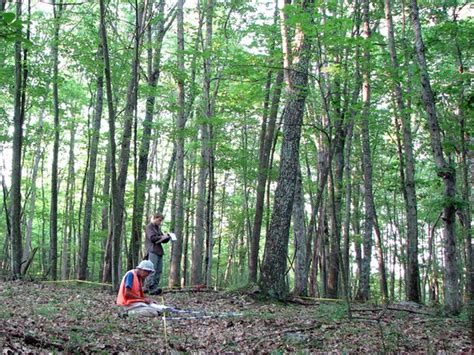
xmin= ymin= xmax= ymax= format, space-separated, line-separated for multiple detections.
xmin=10 ymin=0 xmax=23 ymax=278
xmin=249 ymin=69 xmax=284 ymax=283
xmin=49 ymin=0 xmax=63 ymax=280
xmin=451 ymin=8 xmax=472 ymax=335
xmin=356 ymin=0 xmax=373 ymax=302
xmin=205 ymin=137 xmax=215 ymax=288
xmin=100 ymin=145 xmax=111 ymax=282
xmin=61 ymin=126 xmax=76 ymax=280
xmin=17 ymin=0 xmax=32 ymax=275
xmin=22 ymin=80 xmax=48 ymax=275
xmin=110 ymin=0 xmax=147 ymax=290
xmin=78 ymin=38 xmax=104 ymax=280
xmin=249 ymin=0 xmax=282 ymax=284
xmin=130 ymin=0 xmax=170 ymax=270
xmin=260 ymin=0 xmax=314 ymax=299
xmin=385 ymin=0 xmax=420 ymax=303
xmin=191 ymin=0 xmax=213 ymax=286
xmin=341 ymin=59 xmax=361 ymax=299
xmin=99 ymin=0 xmax=118 ymax=286
xmin=409 ymin=0 xmax=461 ymax=314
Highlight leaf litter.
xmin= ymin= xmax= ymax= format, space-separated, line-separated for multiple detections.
xmin=0 ymin=280 xmax=471 ymax=353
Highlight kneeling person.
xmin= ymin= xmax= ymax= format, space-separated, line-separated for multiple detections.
xmin=117 ymin=260 xmax=167 ymax=317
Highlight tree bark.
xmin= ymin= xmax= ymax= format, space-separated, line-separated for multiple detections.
xmin=49 ymin=0 xmax=63 ymax=280
xmin=292 ymin=166 xmax=308 ymax=296
xmin=409 ymin=0 xmax=461 ymax=314
xmin=168 ymin=0 xmax=186 ymax=285
xmin=249 ymin=0 xmax=283 ymax=284
xmin=61 ymin=125 xmax=76 ymax=280
xmin=109 ymin=0 xmax=147 ymax=290
xmin=22 ymin=79 xmax=48 ymax=275
xmin=385 ymin=0 xmax=420 ymax=303
xmin=10 ymin=0 xmax=23 ymax=278
xmin=356 ymin=0 xmax=373 ymax=302
xmin=129 ymin=0 xmax=170 ymax=270
xmin=99 ymin=0 xmax=118 ymax=285
xmin=78 ymin=37 xmax=104 ymax=280
xmin=259 ymin=0 xmax=314 ymax=299
xmin=191 ymin=0 xmax=213 ymax=286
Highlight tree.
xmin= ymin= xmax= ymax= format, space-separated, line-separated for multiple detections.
xmin=10 ymin=0 xmax=23 ymax=278
xmin=409 ymin=0 xmax=461 ymax=315
xmin=169 ymin=0 xmax=186 ymax=288
xmin=78 ymin=36 xmax=104 ymax=280
xmin=384 ymin=0 xmax=420 ymax=302
xmin=49 ymin=0 xmax=63 ymax=280
xmin=260 ymin=0 xmax=314 ymax=299
xmin=191 ymin=0 xmax=213 ymax=286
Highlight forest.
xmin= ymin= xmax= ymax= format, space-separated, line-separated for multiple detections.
xmin=0 ymin=0 xmax=473 ymax=351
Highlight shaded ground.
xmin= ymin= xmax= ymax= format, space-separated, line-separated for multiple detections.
xmin=0 ymin=280 xmax=471 ymax=353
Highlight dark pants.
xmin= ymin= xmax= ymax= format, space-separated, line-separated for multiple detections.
xmin=145 ymin=252 xmax=163 ymax=293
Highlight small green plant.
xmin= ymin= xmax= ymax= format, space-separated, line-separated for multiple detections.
xmin=0 ymin=309 xmax=10 ymax=319
xmin=33 ymin=304 xmax=56 ymax=317
xmin=65 ymin=331 xmax=87 ymax=352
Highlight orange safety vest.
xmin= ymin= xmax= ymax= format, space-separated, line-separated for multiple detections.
xmin=116 ymin=270 xmax=145 ymax=306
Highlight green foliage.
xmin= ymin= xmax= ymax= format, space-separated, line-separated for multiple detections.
xmin=0 ymin=12 xmax=22 ymax=42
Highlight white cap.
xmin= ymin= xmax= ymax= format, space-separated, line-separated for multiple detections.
xmin=136 ymin=260 xmax=155 ymax=272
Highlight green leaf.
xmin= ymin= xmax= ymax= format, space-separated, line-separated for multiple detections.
xmin=2 ymin=12 xmax=15 ymax=24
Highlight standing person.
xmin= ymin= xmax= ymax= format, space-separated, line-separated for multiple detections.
xmin=116 ymin=260 xmax=166 ymax=317
xmin=144 ymin=213 xmax=170 ymax=295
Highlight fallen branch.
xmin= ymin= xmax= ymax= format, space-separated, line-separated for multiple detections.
xmin=351 ymin=307 xmax=383 ymax=312
xmin=299 ymin=296 xmax=344 ymax=303
xmin=163 ymin=287 xmax=219 ymax=293
xmin=41 ymin=279 xmax=112 ymax=288
xmin=287 ymin=297 xmax=320 ymax=306
xmin=386 ymin=306 xmax=433 ymax=315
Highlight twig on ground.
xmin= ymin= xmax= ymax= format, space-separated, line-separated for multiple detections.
xmin=386 ymin=306 xmax=433 ymax=315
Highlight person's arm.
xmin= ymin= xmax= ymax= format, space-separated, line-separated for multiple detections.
xmin=146 ymin=224 xmax=163 ymax=244
xmin=125 ymin=288 xmax=146 ymax=301
xmin=124 ymin=272 xmax=146 ymax=302
xmin=146 ymin=224 xmax=170 ymax=244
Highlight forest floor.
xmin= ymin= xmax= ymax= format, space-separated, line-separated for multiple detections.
xmin=0 ymin=280 xmax=471 ymax=353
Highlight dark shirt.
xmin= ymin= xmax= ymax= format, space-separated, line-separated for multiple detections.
xmin=144 ymin=222 xmax=170 ymax=256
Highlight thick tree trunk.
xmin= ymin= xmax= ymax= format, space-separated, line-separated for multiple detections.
xmin=293 ymin=166 xmax=308 ymax=296
xmin=409 ymin=0 xmax=461 ymax=314
xmin=78 ymin=39 xmax=104 ymax=280
xmin=385 ymin=0 xmax=420 ymax=303
xmin=249 ymin=69 xmax=283 ymax=283
xmin=249 ymin=0 xmax=282 ymax=284
xmin=259 ymin=0 xmax=313 ymax=299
